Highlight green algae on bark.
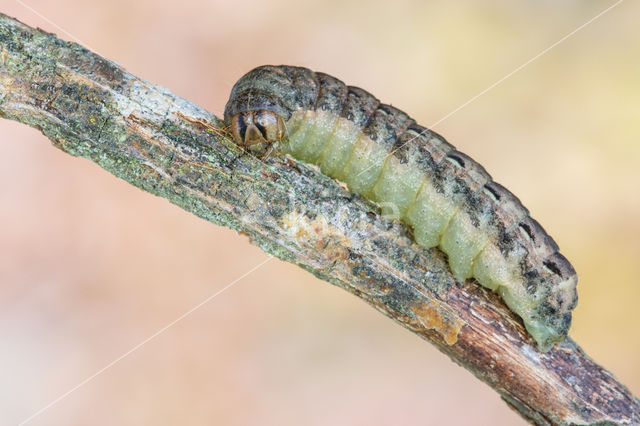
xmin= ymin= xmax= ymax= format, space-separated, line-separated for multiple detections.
xmin=1 ymin=13 xmax=638 ymax=426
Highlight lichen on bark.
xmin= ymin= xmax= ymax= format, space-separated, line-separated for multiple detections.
xmin=1 ymin=13 xmax=638 ymax=426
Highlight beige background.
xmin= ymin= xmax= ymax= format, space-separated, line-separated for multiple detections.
xmin=1 ymin=1 xmax=639 ymax=425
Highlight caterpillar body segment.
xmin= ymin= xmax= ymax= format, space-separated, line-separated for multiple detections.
xmin=224 ymin=65 xmax=578 ymax=351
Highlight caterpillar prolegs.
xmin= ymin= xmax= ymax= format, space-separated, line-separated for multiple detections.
xmin=224 ymin=65 xmax=578 ymax=352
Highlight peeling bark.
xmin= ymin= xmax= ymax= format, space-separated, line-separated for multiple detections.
xmin=0 ymin=13 xmax=638 ymax=425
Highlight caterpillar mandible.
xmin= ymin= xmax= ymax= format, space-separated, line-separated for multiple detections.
xmin=224 ymin=65 xmax=578 ymax=352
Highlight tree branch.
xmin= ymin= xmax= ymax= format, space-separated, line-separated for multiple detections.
xmin=1 ymin=13 xmax=637 ymax=425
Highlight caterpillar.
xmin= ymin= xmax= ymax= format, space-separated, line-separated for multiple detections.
xmin=224 ymin=65 xmax=578 ymax=352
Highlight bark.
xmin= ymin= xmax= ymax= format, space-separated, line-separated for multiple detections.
xmin=0 ymin=13 xmax=638 ymax=425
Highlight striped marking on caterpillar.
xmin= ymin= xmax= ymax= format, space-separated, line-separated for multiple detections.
xmin=223 ymin=65 xmax=578 ymax=352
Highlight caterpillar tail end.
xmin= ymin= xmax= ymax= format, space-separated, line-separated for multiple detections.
xmin=523 ymin=312 xmax=572 ymax=352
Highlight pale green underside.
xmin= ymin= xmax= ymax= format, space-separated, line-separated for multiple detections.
xmin=281 ymin=110 xmax=562 ymax=351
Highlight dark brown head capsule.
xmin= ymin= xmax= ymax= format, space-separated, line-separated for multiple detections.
xmin=230 ymin=109 xmax=286 ymax=153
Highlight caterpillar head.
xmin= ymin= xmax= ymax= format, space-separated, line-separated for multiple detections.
xmin=230 ymin=109 xmax=285 ymax=153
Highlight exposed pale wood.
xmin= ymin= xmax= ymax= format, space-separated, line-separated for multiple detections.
xmin=0 ymin=13 xmax=638 ymax=425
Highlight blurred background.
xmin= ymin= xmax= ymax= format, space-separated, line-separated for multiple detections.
xmin=1 ymin=1 xmax=638 ymax=425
